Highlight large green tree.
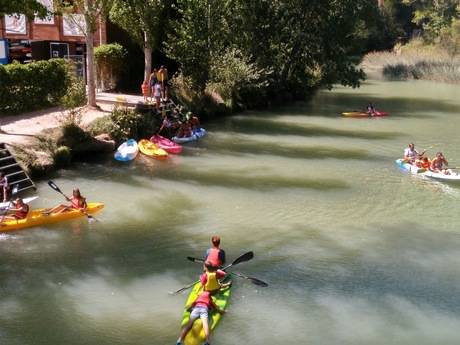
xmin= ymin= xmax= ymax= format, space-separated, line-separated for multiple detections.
xmin=0 ymin=0 xmax=48 ymax=17
xmin=167 ymin=0 xmax=382 ymax=101
xmin=110 ymin=0 xmax=169 ymax=82
xmin=54 ymin=0 xmax=114 ymax=107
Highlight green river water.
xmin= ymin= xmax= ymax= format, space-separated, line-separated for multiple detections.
xmin=1 ymin=79 xmax=460 ymax=345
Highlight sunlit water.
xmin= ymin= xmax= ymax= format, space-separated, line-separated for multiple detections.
xmin=1 ymin=79 xmax=460 ymax=345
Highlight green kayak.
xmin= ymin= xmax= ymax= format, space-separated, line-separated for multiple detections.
xmin=180 ymin=282 xmax=231 ymax=345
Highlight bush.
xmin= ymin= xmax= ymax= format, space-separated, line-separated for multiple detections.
xmin=54 ymin=146 xmax=72 ymax=168
xmin=88 ymin=106 xmax=161 ymax=144
xmin=0 ymin=59 xmax=71 ymax=114
xmin=94 ymin=43 xmax=127 ymax=91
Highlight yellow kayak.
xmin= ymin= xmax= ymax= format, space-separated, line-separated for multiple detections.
xmin=138 ymin=139 xmax=168 ymax=160
xmin=0 ymin=202 xmax=104 ymax=232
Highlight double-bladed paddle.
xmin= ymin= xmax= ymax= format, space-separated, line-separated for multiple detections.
xmin=186 ymin=254 xmax=268 ymax=287
xmin=47 ymin=180 xmax=97 ymax=222
xmin=170 ymin=251 xmax=254 ymax=295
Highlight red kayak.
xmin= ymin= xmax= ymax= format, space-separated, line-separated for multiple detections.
xmin=150 ymin=135 xmax=183 ymax=154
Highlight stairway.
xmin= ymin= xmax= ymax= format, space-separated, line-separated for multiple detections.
xmin=0 ymin=143 xmax=36 ymax=194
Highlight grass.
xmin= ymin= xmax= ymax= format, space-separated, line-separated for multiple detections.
xmin=362 ymin=40 xmax=460 ymax=83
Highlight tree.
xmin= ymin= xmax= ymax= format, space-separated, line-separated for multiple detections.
xmin=110 ymin=0 xmax=169 ymax=83
xmin=54 ymin=0 xmax=114 ymax=108
xmin=0 ymin=0 xmax=48 ymax=17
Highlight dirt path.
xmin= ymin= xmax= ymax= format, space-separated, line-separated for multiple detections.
xmin=0 ymin=103 xmax=114 ymax=146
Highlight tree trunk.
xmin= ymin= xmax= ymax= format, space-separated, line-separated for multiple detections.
xmin=84 ymin=0 xmax=97 ymax=107
xmin=144 ymin=31 xmax=152 ymax=82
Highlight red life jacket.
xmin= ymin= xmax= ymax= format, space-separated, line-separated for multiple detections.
xmin=15 ymin=204 xmax=28 ymax=219
xmin=71 ymin=196 xmax=85 ymax=209
xmin=207 ymin=248 xmax=222 ymax=267
xmin=194 ymin=291 xmax=212 ymax=308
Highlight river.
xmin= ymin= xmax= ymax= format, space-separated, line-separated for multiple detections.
xmin=1 ymin=79 xmax=460 ymax=345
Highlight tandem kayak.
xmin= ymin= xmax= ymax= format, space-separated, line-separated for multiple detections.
xmin=150 ymin=135 xmax=182 ymax=154
xmin=0 ymin=202 xmax=104 ymax=232
xmin=114 ymin=139 xmax=138 ymax=161
xmin=138 ymin=139 xmax=168 ymax=160
xmin=181 ymin=282 xmax=230 ymax=345
xmin=396 ymin=159 xmax=460 ymax=182
xmin=172 ymin=128 xmax=206 ymax=144
xmin=342 ymin=111 xmax=389 ymax=117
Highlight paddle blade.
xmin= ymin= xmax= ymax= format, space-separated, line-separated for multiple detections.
xmin=187 ymin=256 xmax=203 ymax=263
xmin=231 ymin=251 xmax=254 ymax=266
xmin=11 ymin=184 xmax=19 ymax=196
xmin=249 ymin=277 xmax=268 ymax=287
xmin=47 ymin=180 xmax=62 ymax=194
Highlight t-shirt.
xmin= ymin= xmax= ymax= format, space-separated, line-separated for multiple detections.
xmin=404 ymin=147 xmax=418 ymax=159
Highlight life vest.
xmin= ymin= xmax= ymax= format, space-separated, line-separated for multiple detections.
xmin=204 ymin=272 xmax=221 ymax=292
xmin=207 ymin=248 xmax=222 ymax=267
xmin=194 ymin=291 xmax=212 ymax=308
xmin=71 ymin=196 xmax=85 ymax=209
xmin=15 ymin=204 xmax=28 ymax=219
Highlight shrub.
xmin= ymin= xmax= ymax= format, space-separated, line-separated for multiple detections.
xmin=0 ymin=59 xmax=71 ymax=114
xmin=89 ymin=106 xmax=161 ymax=144
xmin=54 ymin=146 xmax=72 ymax=168
xmin=94 ymin=43 xmax=127 ymax=91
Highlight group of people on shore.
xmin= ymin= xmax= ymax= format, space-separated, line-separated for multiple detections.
xmin=0 ymin=187 xmax=88 ymax=222
xmin=141 ymin=65 xmax=169 ymax=109
xmin=176 ymin=236 xmax=229 ymax=345
xmin=403 ymin=143 xmax=453 ymax=174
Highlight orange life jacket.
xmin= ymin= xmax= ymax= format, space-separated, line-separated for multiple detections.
xmin=206 ymin=248 xmax=222 ymax=267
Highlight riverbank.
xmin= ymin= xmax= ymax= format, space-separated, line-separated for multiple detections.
xmin=361 ymin=40 xmax=460 ymax=83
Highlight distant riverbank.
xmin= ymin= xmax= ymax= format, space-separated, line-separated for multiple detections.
xmin=361 ymin=40 xmax=460 ymax=84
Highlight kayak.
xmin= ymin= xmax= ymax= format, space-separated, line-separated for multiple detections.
xmin=150 ymin=135 xmax=182 ymax=154
xmin=0 ymin=196 xmax=38 ymax=211
xmin=173 ymin=128 xmax=206 ymax=144
xmin=0 ymin=202 xmax=104 ymax=232
xmin=181 ymin=282 xmax=230 ymax=345
xmin=138 ymin=139 xmax=168 ymax=160
xmin=114 ymin=139 xmax=138 ymax=161
xmin=396 ymin=159 xmax=460 ymax=182
xmin=342 ymin=111 xmax=389 ymax=117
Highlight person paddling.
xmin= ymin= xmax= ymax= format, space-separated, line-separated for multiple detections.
xmin=44 ymin=188 xmax=87 ymax=215
xmin=403 ymin=143 xmax=426 ymax=164
xmin=430 ymin=152 xmax=452 ymax=175
xmin=200 ymin=261 xmax=231 ymax=293
xmin=176 ymin=290 xmax=226 ymax=345
xmin=204 ymin=235 xmax=226 ymax=268
xmin=3 ymin=198 xmax=29 ymax=220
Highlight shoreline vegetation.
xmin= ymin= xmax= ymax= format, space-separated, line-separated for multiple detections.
xmin=362 ymin=39 xmax=460 ymax=83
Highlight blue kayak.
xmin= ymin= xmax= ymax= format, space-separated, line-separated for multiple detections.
xmin=172 ymin=128 xmax=206 ymax=144
xmin=114 ymin=139 xmax=139 ymax=161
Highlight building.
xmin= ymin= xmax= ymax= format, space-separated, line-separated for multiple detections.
xmin=0 ymin=1 xmax=106 ymax=66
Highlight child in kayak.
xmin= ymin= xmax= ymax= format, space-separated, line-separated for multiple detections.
xmin=204 ymin=235 xmax=226 ymax=267
xmin=176 ymin=290 xmax=226 ymax=345
xmin=43 ymin=188 xmax=87 ymax=215
xmin=415 ymin=156 xmax=431 ymax=170
xmin=2 ymin=198 xmax=29 ymax=220
xmin=200 ymin=261 xmax=231 ymax=293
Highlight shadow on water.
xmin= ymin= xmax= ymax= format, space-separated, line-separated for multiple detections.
xmin=244 ymin=222 xmax=460 ymax=314
xmin=222 ymin=117 xmax=400 ymax=140
xmin=206 ymin=138 xmax=382 ymax=161
xmin=152 ymin=166 xmax=349 ymax=191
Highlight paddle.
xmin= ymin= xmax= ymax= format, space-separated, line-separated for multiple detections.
xmin=0 ymin=184 xmax=19 ymax=222
xmin=171 ymin=251 xmax=254 ymax=295
xmin=47 ymin=180 xmax=97 ymax=222
xmin=186 ymin=255 xmax=268 ymax=287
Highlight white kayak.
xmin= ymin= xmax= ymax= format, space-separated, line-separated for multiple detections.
xmin=0 ymin=196 xmax=38 ymax=211
xmin=114 ymin=139 xmax=138 ymax=161
xmin=395 ymin=159 xmax=460 ymax=182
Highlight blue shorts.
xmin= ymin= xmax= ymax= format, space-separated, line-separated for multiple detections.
xmin=190 ymin=306 xmax=208 ymax=321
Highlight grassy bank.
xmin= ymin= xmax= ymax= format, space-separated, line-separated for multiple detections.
xmin=362 ymin=40 xmax=460 ymax=83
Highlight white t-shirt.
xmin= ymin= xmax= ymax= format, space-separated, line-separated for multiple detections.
xmin=404 ymin=147 xmax=418 ymax=159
